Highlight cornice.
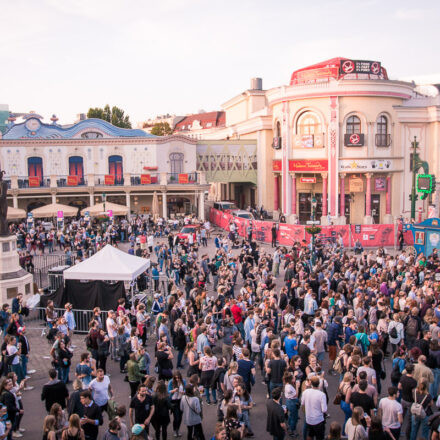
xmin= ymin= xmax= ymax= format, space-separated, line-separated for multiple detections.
xmin=0 ymin=134 xmax=197 ymax=147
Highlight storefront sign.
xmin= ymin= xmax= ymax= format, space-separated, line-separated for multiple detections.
xmin=375 ymin=177 xmax=386 ymax=191
xmin=272 ymin=160 xmax=282 ymax=171
xmin=300 ymin=177 xmax=317 ymax=183
xmin=105 ymin=175 xmax=115 ymax=185
xmin=67 ymin=175 xmax=78 ymax=186
xmin=28 ymin=176 xmax=40 ymax=187
xmin=289 ymin=160 xmax=328 ymax=172
xmin=339 ymin=59 xmax=381 ymax=75
xmin=349 ymin=177 xmax=364 ymax=192
xmin=178 ymin=174 xmax=189 ymax=184
xmin=344 ymin=133 xmax=365 ymax=147
xmin=141 ymin=174 xmax=151 ymax=184
xmin=339 ymin=159 xmax=393 ymax=172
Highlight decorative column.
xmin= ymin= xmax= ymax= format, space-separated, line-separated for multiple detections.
xmin=291 ymin=173 xmax=297 ymax=216
xmin=384 ymin=174 xmax=393 ymax=223
xmin=321 ymin=173 xmax=328 ymax=225
xmin=199 ymin=191 xmax=205 ymax=221
xmin=126 ymin=192 xmax=131 ymax=213
xmin=51 ymin=193 xmax=56 ymax=204
xmin=364 ymin=173 xmax=373 ymax=224
xmin=89 ymin=193 xmax=94 ymax=206
xmin=274 ymin=175 xmax=279 ymax=212
xmin=162 ymin=191 xmax=167 ymax=219
xmin=12 ymin=192 xmax=18 ymax=209
xmin=339 ymin=174 xmax=346 ymax=224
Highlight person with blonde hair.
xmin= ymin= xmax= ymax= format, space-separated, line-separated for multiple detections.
xmin=61 ymin=414 xmax=85 ymax=440
xmin=42 ymin=415 xmax=57 ymax=440
xmin=345 ymin=406 xmax=368 ymax=440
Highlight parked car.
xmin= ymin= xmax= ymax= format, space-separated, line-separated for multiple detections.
xmin=177 ymin=224 xmax=200 ymax=241
xmin=230 ymin=210 xmax=254 ymax=220
xmin=213 ymin=201 xmax=237 ymax=211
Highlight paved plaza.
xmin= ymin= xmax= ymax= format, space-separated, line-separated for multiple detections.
xmin=18 ymin=232 xmax=398 ymax=440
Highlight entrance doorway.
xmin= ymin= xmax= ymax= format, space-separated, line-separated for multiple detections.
xmin=298 ymin=193 xmax=322 ymax=224
xmin=338 ymin=194 xmax=351 ymax=223
xmin=365 ymin=194 xmax=380 ymax=224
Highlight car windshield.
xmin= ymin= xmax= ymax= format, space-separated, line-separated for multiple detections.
xmin=181 ymin=227 xmax=195 ymax=233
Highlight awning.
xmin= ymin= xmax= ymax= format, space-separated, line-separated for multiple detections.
xmin=80 ymin=202 xmax=129 ymax=216
xmin=31 ymin=203 xmax=78 ymax=218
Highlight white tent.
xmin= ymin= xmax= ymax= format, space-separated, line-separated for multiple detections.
xmin=63 ymin=244 xmax=148 ymax=281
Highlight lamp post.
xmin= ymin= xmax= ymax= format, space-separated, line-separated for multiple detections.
xmin=311 ymin=196 xmax=317 ymax=265
xmin=102 ymin=192 xmax=106 ymax=213
xmin=410 ymin=136 xmax=429 ymax=220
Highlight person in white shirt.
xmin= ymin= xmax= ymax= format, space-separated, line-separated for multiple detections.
xmin=378 ymin=386 xmax=403 ymax=440
xmin=106 ymin=311 xmax=118 ymax=360
xmin=89 ymin=369 xmax=113 ymax=412
xmin=301 ymin=376 xmax=327 ymax=440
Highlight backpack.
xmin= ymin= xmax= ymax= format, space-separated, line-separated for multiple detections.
xmin=411 ymin=389 xmax=428 ymax=419
xmin=333 ymin=354 xmax=345 ymax=374
xmin=406 ymin=317 xmax=418 ymax=337
xmin=389 ymin=325 xmax=398 ymax=339
xmin=390 ymin=361 xmax=402 ymax=384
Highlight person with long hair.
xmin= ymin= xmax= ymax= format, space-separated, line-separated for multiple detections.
xmin=151 ymin=381 xmax=171 ymax=440
xmin=42 ymin=415 xmax=56 ymax=440
xmin=174 ymin=320 xmax=187 ymax=370
xmin=283 ymin=372 xmax=298 ymax=437
xmin=345 ymin=406 xmax=368 ymax=440
xmin=338 ymin=372 xmax=354 ymax=436
xmin=49 ymin=403 xmax=67 ymax=436
xmin=60 ymin=414 xmax=85 ymax=440
xmin=367 ymin=416 xmax=387 ymax=440
xmin=180 ymin=385 xmax=205 ymax=440
xmin=235 ymin=384 xmax=254 ymax=437
xmin=410 ymin=380 xmax=432 ymax=440
xmin=185 ymin=342 xmax=199 ymax=378
xmin=224 ymin=405 xmax=243 ymax=440
xmin=127 ymin=353 xmax=144 ymax=398
xmin=167 ymin=371 xmax=186 ymax=438
xmin=0 ymin=378 xmax=19 ymax=438
xmin=326 ymin=422 xmax=342 ymax=440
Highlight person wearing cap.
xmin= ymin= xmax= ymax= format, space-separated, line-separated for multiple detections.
xmin=130 ymin=423 xmax=145 ymax=440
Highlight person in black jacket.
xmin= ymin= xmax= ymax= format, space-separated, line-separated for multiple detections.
xmin=79 ymin=390 xmax=103 ymax=440
xmin=0 ymin=378 xmax=19 ymax=431
xmin=41 ymin=369 xmax=69 ymax=412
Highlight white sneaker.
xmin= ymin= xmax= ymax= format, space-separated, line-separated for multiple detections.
xmin=25 ymin=376 xmax=30 ymax=379
xmin=27 ymin=369 xmax=36 ymax=374
xmin=19 ymin=429 xmax=26 ymax=432
xmin=12 ymin=432 xmax=23 ymax=438
xmin=24 ymin=386 xmax=34 ymax=391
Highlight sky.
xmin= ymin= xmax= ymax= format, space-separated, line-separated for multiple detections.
xmin=1 ymin=0 xmax=440 ymax=126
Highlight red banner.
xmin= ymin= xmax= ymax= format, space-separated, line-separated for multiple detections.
xmin=289 ymin=159 xmax=328 ymax=172
xmin=273 ymin=160 xmax=282 ymax=172
xmin=178 ymin=174 xmax=189 ymax=184
xmin=209 ymin=208 xmax=396 ymax=248
xmin=141 ymin=174 xmax=151 ymax=184
xmin=28 ymin=176 xmax=40 ymax=187
xmin=105 ymin=175 xmax=115 ymax=185
xmin=67 ymin=175 xmax=78 ymax=186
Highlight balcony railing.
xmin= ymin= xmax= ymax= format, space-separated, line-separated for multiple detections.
xmin=17 ymin=177 xmax=50 ymax=188
xmin=56 ymin=176 xmax=88 ymax=187
xmin=167 ymin=172 xmax=198 ymax=184
xmin=94 ymin=175 xmax=124 ymax=186
xmin=130 ymin=174 xmax=160 ymax=185
xmin=375 ymin=133 xmax=391 ymax=147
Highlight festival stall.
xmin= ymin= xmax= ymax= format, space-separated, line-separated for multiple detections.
xmin=6 ymin=206 xmax=26 ymax=220
xmin=80 ymin=202 xmax=129 ymax=217
xmin=31 ymin=203 xmax=78 ymax=218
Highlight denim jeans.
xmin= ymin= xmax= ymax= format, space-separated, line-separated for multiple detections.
xmin=11 ymin=363 xmax=24 ymax=384
xmin=204 ymin=386 xmax=217 ymax=403
xmin=430 ymin=368 xmax=440 ymax=398
xmin=20 ymin=355 xmax=28 ymax=377
xmin=286 ymin=398 xmax=299 ymax=432
xmin=177 ymin=350 xmax=184 ymax=368
xmin=58 ymin=366 xmax=69 ymax=383
xmin=410 ymin=415 xmax=429 ymax=440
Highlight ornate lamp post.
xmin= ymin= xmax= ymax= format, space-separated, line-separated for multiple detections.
xmin=410 ymin=137 xmax=429 ymax=220
xmin=305 ymin=196 xmax=321 ymax=266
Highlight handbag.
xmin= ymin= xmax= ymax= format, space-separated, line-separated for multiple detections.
xmin=333 ymin=390 xmax=342 ymax=405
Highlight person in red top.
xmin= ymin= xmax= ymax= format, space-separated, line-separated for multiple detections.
xmin=230 ymin=300 xmax=245 ymax=339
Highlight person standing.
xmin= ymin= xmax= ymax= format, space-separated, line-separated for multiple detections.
xmin=398 ymin=363 xmax=417 ymax=439
xmin=378 ymin=386 xmax=403 ymax=440
xmin=63 ymin=304 xmax=76 ymax=346
xmin=41 ymin=369 xmax=69 ymax=413
xmin=88 ymin=369 xmax=112 ymax=415
xmin=266 ymin=387 xmax=287 ymax=440
xmin=105 ymin=311 xmax=118 ymax=361
xmin=266 ymin=348 xmax=287 ymax=397
xmin=300 ymin=376 xmax=327 ymax=440
xmin=129 ymin=384 xmax=155 ymax=439
xmin=79 ymin=390 xmax=103 ymax=440
xmin=151 ymin=381 xmax=171 ymax=440
xmin=180 ymin=385 xmax=205 ymax=440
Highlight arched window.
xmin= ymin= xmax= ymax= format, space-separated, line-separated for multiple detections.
xmin=376 ymin=115 xmax=390 ymax=147
xmin=346 ymin=115 xmax=361 ymax=134
xmin=297 ymin=112 xmax=322 ymax=136
xmin=170 ymin=153 xmax=184 ymax=174
xmin=27 ymin=157 xmax=43 ymax=182
xmin=109 ymin=155 xmax=123 ymax=184
xmin=69 ymin=156 xmax=84 ymax=179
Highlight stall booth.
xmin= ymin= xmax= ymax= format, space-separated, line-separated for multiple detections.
xmin=408 ymin=218 xmax=440 ymax=257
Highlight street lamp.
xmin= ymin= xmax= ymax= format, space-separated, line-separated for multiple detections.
xmin=311 ymin=196 xmax=317 ymax=222
xmin=102 ymin=193 xmax=106 ymax=213
xmin=410 ymin=137 xmax=429 ymax=220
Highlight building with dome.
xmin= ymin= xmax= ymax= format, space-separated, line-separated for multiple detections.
xmin=202 ymin=58 xmax=440 ymax=225
xmin=0 ymin=112 xmax=209 ymax=219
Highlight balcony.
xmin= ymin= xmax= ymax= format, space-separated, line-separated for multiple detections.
xmin=167 ymin=172 xmax=199 ymax=184
xmin=94 ymin=175 xmax=124 ymax=186
xmin=130 ymin=174 xmax=160 ymax=185
xmin=56 ymin=176 xmax=88 ymax=187
xmin=375 ymin=133 xmax=391 ymax=147
xmin=17 ymin=177 xmax=50 ymax=188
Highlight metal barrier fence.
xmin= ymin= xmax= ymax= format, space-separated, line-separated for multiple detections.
xmin=24 ymin=307 xmax=109 ymax=334
xmin=28 ymin=255 xmax=75 ymax=290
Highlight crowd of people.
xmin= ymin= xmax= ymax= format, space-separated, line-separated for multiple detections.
xmin=1 ymin=212 xmax=440 ymax=440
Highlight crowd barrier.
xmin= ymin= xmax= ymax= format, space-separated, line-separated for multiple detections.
xmin=210 ymin=208 xmax=415 ymax=248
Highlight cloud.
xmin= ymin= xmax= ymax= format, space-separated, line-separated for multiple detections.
xmin=395 ymin=8 xmax=427 ymax=20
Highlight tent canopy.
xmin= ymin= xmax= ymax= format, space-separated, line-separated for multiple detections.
xmin=81 ymin=202 xmax=129 ymax=217
xmin=7 ymin=207 xmax=27 ymax=220
xmin=63 ymin=244 xmax=148 ymax=281
xmin=31 ymin=203 xmax=78 ymax=218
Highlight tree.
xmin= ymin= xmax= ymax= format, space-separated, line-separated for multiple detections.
xmin=87 ymin=104 xmax=132 ymax=128
xmin=150 ymin=122 xmax=173 ymax=136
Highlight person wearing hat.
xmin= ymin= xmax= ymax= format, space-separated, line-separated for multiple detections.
xmin=130 ymin=423 xmax=145 ymax=440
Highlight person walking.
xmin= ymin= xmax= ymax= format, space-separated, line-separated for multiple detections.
xmin=378 ymin=386 xmax=403 ymax=440
xmin=180 ymin=385 xmax=205 ymax=440
xmin=151 ymin=381 xmax=171 ymax=440
xmin=300 ymin=376 xmax=327 ymax=440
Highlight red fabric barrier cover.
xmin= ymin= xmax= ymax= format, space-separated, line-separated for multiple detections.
xmin=209 ymin=209 xmax=396 ymax=248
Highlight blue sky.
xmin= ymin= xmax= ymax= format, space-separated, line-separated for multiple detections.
xmin=1 ymin=0 xmax=439 ymax=125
